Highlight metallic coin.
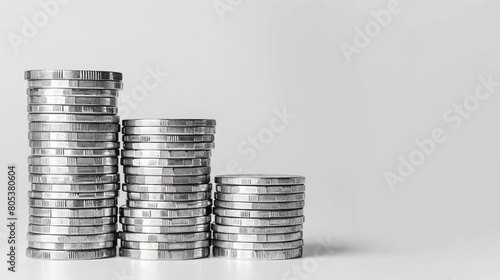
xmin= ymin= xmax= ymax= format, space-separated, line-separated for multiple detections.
xmin=123 ymin=142 xmax=214 ymax=150
xmin=28 ymin=224 xmax=117 ymax=235
xmin=126 ymin=200 xmax=211 ymax=209
xmin=121 ymin=240 xmax=210 ymax=250
xmin=28 ymin=105 xmax=118 ymax=114
xmin=29 ymin=216 xmax=116 ymax=226
xmin=119 ymin=247 xmax=209 ymax=260
xmin=123 ymin=134 xmax=214 ymax=143
xmin=119 ymin=232 xmax=210 ymax=242
xmin=27 ymin=80 xmax=123 ymax=89
xmin=123 ymin=166 xmax=210 ymax=176
xmin=26 ymin=248 xmax=116 ymax=260
xmin=213 ymin=232 xmax=303 ymax=243
xmin=121 ymin=149 xmax=210 ymax=159
xmin=29 ymin=207 xmax=117 ymax=217
xmin=125 ymin=175 xmax=209 ymax=185
xmin=122 ymin=119 xmax=216 ymax=127
xmin=28 ymin=190 xmax=118 ymax=200
xmin=28 ymin=96 xmax=117 ymax=106
xmin=29 ymin=132 xmax=118 ymax=142
xmin=31 ymin=148 xmax=119 ymax=157
xmin=31 ymin=183 xmax=119 ymax=192
xmin=28 ymin=241 xmax=116 ymax=250
xmin=28 ymin=156 xmax=118 ymax=166
xmin=28 ymin=114 xmax=119 ymax=123
xmin=29 ymin=165 xmax=118 ymax=174
xmin=213 ymin=240 xmax=303 ymax=251
xmin=215 ymin=216 xmax=305 ymax=227
xmin=126 ymin=191 xmax=211 ymax=201
xmin=29 ymin=198 xmax=117 ymax=208
xmin=29 ymin=122 xmax=120 ymax=132
xmin=215 ymin=193 xmax=305 ymax=202
xmin=216 ymin=184 xmax=306 ymax=194
xmin=119 ymin=216 xmax=210 ymax=227
xmin=121 ymin=158 xmax=210 ymax=167
xmin=214 ymin=201 xmax=304 ymax=210
xmin=25 ymin=70 xmax=122 ymax=81
xmin=215 ymin=175 xmax=305 ymax=186
xmin=27 ymin=232 xmax=116 ymax=243
xmin=211 ymin=224 xmax=303 ymax=234
xmin=29 ymin=140 xmax=120 ymax=149
xmin=213 ymin=208 xmax=303 ymax=218
xmin=29 ymin=174 xmax=119 ymax=184
xmin=213 ymin=247 xmax=301 ymax=260
xmin=119 ymin=206 xmax=211 ymax=218
xmin=122 ymin=184 xmax=212 ymax=193
xmin=122 ymin=126 xmax=215 ymax=135
xmin=122 ymin=224 xmax=210 ymax=234
xmin=27 ymin=88 xmax=119 ymax=97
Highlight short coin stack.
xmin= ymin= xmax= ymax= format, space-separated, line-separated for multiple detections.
xmin=119 ymin=119 xmax=215 ymax=260
xmin=25 ymin=70 xmax=122 ymax=260
xmin=213 ymin=175 xmax=305 ymax=260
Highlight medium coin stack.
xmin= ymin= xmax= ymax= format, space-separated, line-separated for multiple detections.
xmin=25 ymin=70 xmax=122 ymax=260
xmin=212 ymin=175 xmax=305 ymax=260
xmin=119 ymin=119 xmax=215 ymax=260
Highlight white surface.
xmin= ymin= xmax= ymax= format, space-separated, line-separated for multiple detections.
xmin=1 ymin=0 xmax=499 ymax=279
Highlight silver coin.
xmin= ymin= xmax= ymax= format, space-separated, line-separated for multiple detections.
xmin=27 ymin=232 xmax=116 ymax=243
xmin=29 ymin=140 xmax=120 ymax=149
xmin=29 ymin=165 xmax=118 ymax=174
xmin=213 ymin=208 xmax=304 ymax=218
xmin=216 ymin=184 xmax=306 ymax=194
xmin=121 ymin=158 xmax=210 ymax=167
xmin=28 ymin=190 xmax=118 ymax=199
xmin=29 ymin=216 xmax=116 ymax=226
xmin=29 ymin=174 xmax=119 ymax=184
xmin=28 ymin=114 xmax=119 ymax=123
xmin=121 ymin=240 xmax=210 ymax=250
xmin=25 ymin=70 xmax=122 ymax=81
xmin=29 ymin=207 xmax=117 ymax=217
xmin=213 ymin=247 xmax=301 ymax=260
xmin=122 ymin=224 xmax=210 ymax=233
xmin=215 ymin=216 xmax=305 ymax=227
xmin=123 ymin=142 xmax=214 ymax=150
xmin=29 ymin=132 xmax=118 ymax=141
xmin=122 ymin=184 xmax=212 ymax=193
xmin=213 ymin=232 xmax=303 ymax=243
xmin=213 ymin=240 xmax=303 ymax=251
xmin=31 ymin=148 xmax=119 ymax=157
xmin=122 ymin=119 xmax=216 ymax=127
xmin=27 ymin=80 xmax=123 ymax=89
xmin=28 ymin=96 xmax=117 ymax=106
xmin=28 ymin=224 xmax=117 ymax=235
xmin=122 ymin=126 xmax=215 ymax=135
xmin=215 ymin=193 xmax=305 ymax=202
xmin=119 ymin=216 xmax=210 ymax=227
xmin=121 ymin=149 xmax=210 ymax=159
xmin=28 ymin=156 xmax=118 ymax=166
xmin=28 ymin=241 xmax=116 ymax=250
xmin=126 ymin=200 xmax=211 ymax=209
xmin=26 ymin=248 xmax=116 ymax=260
xmin=215 ymin=175 xmax=305 ymax=185
xmin=123 ymin=166 xmax=210 ymax=176
xmin=29 ymin=122 xmax=120 ymax=132
xmin=28 ymin=105 xmax=118 ymax=114
xmin=123 ymin=134 xmax=214 ymax=143
xmin=211 ymin=224 xmax=303 ymax=234
xmin=119 ymin=206 xmax=211 ymax=218
xmin=119 ymin=247 xmax=209 ymax=260
xmin=119 ymin=232 xmax=210 ymax=242
xmin=27 ymin=88 xmax=119 ymax=97
xmin=125 ymin=175 xmax=209 ymax=185
xmin=29 ymin=198 xmax=117 ymax=208
xmin=126 ymin=191 xmax=211 ymax=201
xmin=31 ymin=183 xmax=120 ymax=192
xmin=214 ymin=201 xmax=304 ymax=210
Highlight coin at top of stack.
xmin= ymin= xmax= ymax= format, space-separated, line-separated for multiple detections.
xmin=119 ymin=119 xmax=215 ymax=260
xmin=212 ymin=174 xmax=305 ymax=260
xmin=25 ymin=70 xmax=122 ymax=260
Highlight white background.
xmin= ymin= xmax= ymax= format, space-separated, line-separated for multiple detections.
xmin=1 ymin=0 xmax=499 ymax=279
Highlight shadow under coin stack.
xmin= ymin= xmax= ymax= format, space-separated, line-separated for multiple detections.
xmin=119 ymin=119 xmax=215 ymax=260
xmin=212 ymin=175 xmax=305 ymax=260
xmin=25 ymin=70 xmax=122 ymax=260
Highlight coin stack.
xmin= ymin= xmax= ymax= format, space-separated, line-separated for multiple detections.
xmin=212 ymin=175 xmax=305 ymax=260
xmin=25 ymin=70 xmax=122 ymax=260
xmin=119 ymin=119 xmax=215 ymax=260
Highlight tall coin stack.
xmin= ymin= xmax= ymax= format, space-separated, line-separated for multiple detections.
xmin=25 ymin=70 xmax=122 ymax=260
xmin=119 ymin=119 xmax=215 ymax=260
xmin=212 ymin=175 xmax=305 ymax=260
